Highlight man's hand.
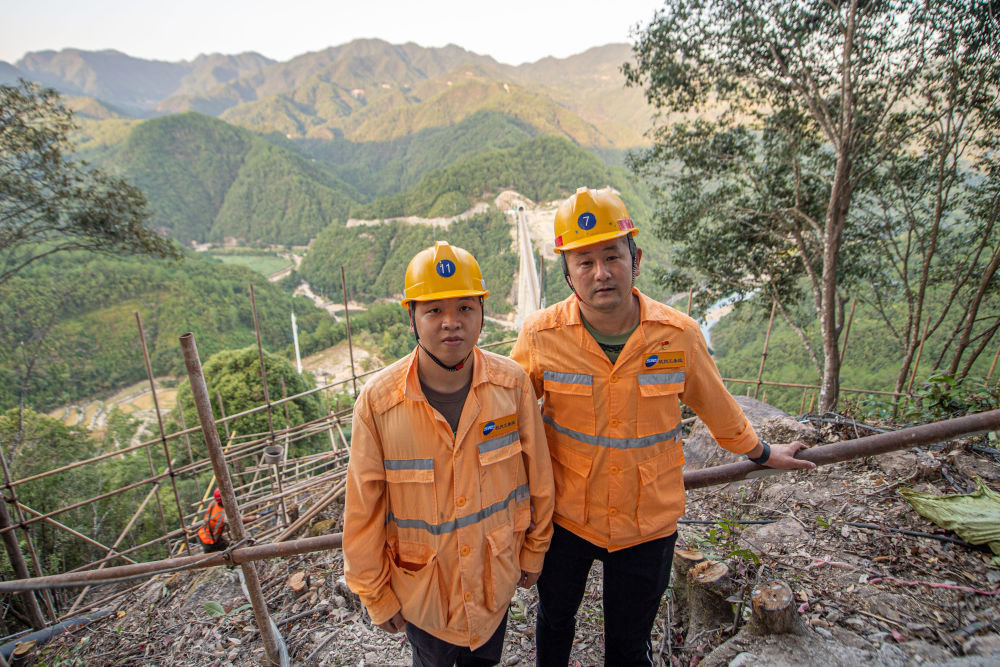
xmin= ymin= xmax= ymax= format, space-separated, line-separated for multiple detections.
xmin=518 ymin=570 xmax=540 ymax=589
xmin=764 ymin=440 xmax=816 ymax=470
xmin=377 ymin=611 xmax=407 ymax=633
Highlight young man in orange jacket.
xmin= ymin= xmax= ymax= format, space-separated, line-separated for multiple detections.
xmin=344 ymin=242 xmax=555 ymax=666
xmin=198 ymin=488 xmax=228 ymax=553
xmin=511 ymin=187 xmax=816 ymax=666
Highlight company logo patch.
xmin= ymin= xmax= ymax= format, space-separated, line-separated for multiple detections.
xmin=617 ymin=218 xmax=634 ymax=231
xmin=436 ymin=259 xmax=456 ymax=277
xmin=480 ymin=413 xmax=517 ymax=438
xmin=644 ymin=352 xmax=685 ymax=369
xmin=660 ymin=340 xmax=671 ymax=349
xmin=577 ymin=212 xmax=597 ymax=230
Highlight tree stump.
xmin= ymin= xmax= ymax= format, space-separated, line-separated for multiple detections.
xmin=670 ymin=548 xmax=704 ymax=627
xmin=746 ymin=580 xmax=807 ymax=636
xmin=686 ymin=559 xmax=737 ymax=640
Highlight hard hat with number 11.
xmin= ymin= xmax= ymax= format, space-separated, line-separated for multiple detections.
xmin=553 ymin=186 xmax=637 ymax=254
xmin=401 ymin=241 xmax=490 ymax=306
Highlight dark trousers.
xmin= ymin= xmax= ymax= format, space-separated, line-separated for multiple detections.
xmin=535 ymin=524 xmax=677 ymax=667
xmin=406 ymin=611 xmax=508 ymax=667
xmin=201 ymin=536 xmax=228 ymax=553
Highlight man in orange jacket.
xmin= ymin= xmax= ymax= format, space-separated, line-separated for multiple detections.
xmin=198 ymin=488 xmax=228 ymax=553
xmin=512 ymin=187 xmax=816 ymax=666
xmin=344 ymin=242 xmax=555 ymax=666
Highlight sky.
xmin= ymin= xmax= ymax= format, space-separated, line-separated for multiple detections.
xmin=1 ymin=0 xmax=665 ymax=66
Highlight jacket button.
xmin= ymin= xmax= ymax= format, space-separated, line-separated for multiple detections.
xmin=457 ymin=496 xmax=466 ymax=507
xmin=461 ymin=545 xmax=470 ymax=556
xmin=465 ymin=592 xmax=472 ymax=602
xmin=471 ymin=634 xmax=479 ymax=643
xmin=610 ymin=466 xmax=621 ymax=474
xmin=609 ymin=507 xmax=618 ymax=516
xmin=610 ymin=375 xmax=618 ymax=383
xmin=610 ymin=418 xmax=621 ymax=426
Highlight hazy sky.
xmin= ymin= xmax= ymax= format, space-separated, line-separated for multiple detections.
xmin=2 ymin=0 xmax=665 ymax=65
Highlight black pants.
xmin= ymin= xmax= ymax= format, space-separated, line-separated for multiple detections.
xmin=406 ymin=611 xmax=508 ymax=667
xmin=535 ymin=524 xmax=677 ymax=667
xmin=201 ymin=536 xmax=228 ymax=553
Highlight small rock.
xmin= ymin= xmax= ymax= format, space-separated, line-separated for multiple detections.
xmin=333 ymin=595 xmax=347 ymax=608
xmin=728 ymin=652 xmax=758 ymax=667
xmin=816 ymin=627 xmax=833 ymax=639
xmin=504 ymin=656 xmax=522 ymax=665
xmin=364 ymin=651 xmax=378 ymax=662
xmin=963 ymin=633 xmax=1000 ymax=656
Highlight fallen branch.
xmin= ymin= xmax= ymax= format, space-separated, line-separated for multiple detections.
xmin=868 ymin=576 xmax=1000 ymax=596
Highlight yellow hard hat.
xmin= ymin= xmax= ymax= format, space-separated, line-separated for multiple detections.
xmin=401 ymin=241 xmax=489 ymax=306
xmin=553 ymin=186 xmax=637 ymax=254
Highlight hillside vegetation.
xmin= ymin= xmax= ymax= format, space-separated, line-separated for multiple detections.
xmin=0 ymin=250 xmax=326 ymax=412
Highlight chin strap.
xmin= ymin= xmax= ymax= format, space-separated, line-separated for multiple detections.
xmin=419 ymin=345 xmax=473 ymax=372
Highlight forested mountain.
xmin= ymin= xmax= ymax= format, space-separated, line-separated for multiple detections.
xmin=8 ymin=49 xmax=275 ymax=114
xmin=0 ymin=250 xmax=327 ymax=412
xmin=9 ymin=40 xmax=651 ymax=149
xmin=100 ymin=112 xmax=361 ymax=244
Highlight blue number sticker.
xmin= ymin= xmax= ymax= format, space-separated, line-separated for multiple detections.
xmin=577 ymin=212 xmax=596 ymax=230
xmin=436 ymin=259 xmax=456 ymax=277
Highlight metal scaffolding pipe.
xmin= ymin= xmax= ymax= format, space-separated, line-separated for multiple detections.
xmin=0 ymin=533 xmax=344 ymax=592
xmin=684 ymin=409 xmax=1000 ymax=490
xmin=181 ymin=332 xmax=282 ymax=666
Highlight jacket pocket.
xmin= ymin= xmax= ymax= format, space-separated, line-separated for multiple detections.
xmin=388 ymin=540 xmax=447 ymax=630
xmin=635 ymin=374 xmax=684 ymax=438
xmin=636 ymin=445 xmax=686 ymax=536
xmin=543 ymin=371 xmax=596 ymax=435
xmin=478 ymin=434 xmax=524 ymax=506
xmin=549 ymin=444 xmax=593 ymax=526
xmin=483 ymin=524 xmax=519 ymax=613
xmin=384 ymin=459 xmax=437 ymax=522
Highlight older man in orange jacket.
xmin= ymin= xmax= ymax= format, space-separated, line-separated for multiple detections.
xmin=344 ymin=242 xmax=555 ymax=666
xmin=512 ymin=187 xmax=815 ymax=666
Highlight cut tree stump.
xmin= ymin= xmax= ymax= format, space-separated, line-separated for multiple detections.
xmin=746 ymin=580 xmax=807 ymax=636
xmin=670 ymin=548 xmax=704 ymax=628
xmin=686 ymin=559 xmax=737 ymax=639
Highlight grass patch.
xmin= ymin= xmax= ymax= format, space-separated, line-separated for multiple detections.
xmin=209 ymin=254 xmax=292 ymax=276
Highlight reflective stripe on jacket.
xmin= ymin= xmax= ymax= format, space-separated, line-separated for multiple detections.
xmin=197 ymin=502 xmax=225 ymax=545
xmin=511 ymin=288 xmax=758 ymax=552
xmin=344 ymin=347 xmax=555 ymax=650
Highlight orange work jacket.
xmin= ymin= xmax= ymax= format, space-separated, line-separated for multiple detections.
xmin=512 ymin=289 xmax=758 ymax=552
xmin=198 ymin=502 xmax=225 ymax=545
xmin=343 ymin=346 xmax=554 ymax=650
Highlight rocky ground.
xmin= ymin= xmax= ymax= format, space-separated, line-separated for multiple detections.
xmin=23 ymin=401 xmax=1000 ymax=666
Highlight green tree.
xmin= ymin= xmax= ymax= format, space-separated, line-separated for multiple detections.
xmin=0 ymin=79 xmax=179 ymax=286
xmin=625 ymin=0 xmax=998 ymax=410
xmin=175 ymin=346 xmax=325 ymax=457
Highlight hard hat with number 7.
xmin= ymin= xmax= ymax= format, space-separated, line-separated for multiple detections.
xmin=401 ymin=241 xmax=490 ymax=306
xmin=553 ymin=186 xmax=637 ymax=254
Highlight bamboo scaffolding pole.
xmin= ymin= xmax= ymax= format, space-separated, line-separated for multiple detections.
xmin=217 ymin=391 xmax=230 ymax=440
xmin=0 ymin=465 xmax=172 ymax=536
xmin=180 ymin=331 xmax=281 ymax=666
xmin=176 ymin=400 xmax=195 ymax=465
xmin=16 ymin=504 xmax=136 ymax=565
xmin=65 ymin=478 xmax=165 ymax=616
xmin=0 ymin=445 xmax=55 ymax=623
xmin=0 ymin=533 xmax=344 ymax=593
xmin=136 ymin=312 xmax=191 ymax=557
xmin=341 ymin=266 xmax=359 ymax=397
xmin=0 ymin=487 xmax=45 ymax=629
xmin=754 ymin=302 xmax=777 ymax=399
xmin=684 ymin=409 xmax=1000 ymax=490
xmin=68 ymin=527 xmax=188 ymax=573
xmin=723 ymin=377 xmax=905 ymax=398
xmin=275 ymin=479 xmax=347 ymax=542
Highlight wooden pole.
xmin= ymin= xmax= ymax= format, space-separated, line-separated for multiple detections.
xmin=180 ymin=332 xmax=282 ymax=666
xmin=754 ymin=301 xmax=777 ymax=399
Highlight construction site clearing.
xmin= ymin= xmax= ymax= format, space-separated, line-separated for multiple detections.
xmin=6 ymin=399 xmax=1000 ymax=667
